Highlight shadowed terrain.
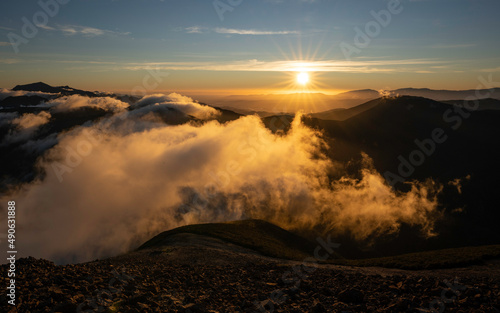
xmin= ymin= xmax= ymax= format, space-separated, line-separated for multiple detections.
xmin=1 ymin=220 xmax=499 ymax=312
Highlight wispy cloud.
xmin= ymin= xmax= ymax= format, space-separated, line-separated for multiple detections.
xmin=185 ymin=26 xmax=204 ymax=34
xmin=39 ymin=24 xmax=130 ymax=37
xmin=0 ymin=42 xmax=11 ymax=46
xmin=7 ymin=56 xmax=452 ymax=74
xmin=113 ymin=58 xmax=445 ymax=73
xmin=0 ymin=58 xmax=20 ymax=64
xmin=479 ymin=67 xmax=500 ymax=72
xmin=214 ymin=28 xmax=299 ymax=35
xmin=431 ymin=43 xmax=476 ymax=49
xmin=0 ymin=26 xmax=16 ymax=31
xmin=184 ymin=27 xmax=299 ymax=36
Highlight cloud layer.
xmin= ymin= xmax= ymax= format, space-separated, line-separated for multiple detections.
xmin=0 ymin=88 xmax=57 ymax=101
xmin=1 ymin=94 xmax=441 ymax=263
xmin=46 ymin=95 xmax=129 ymax=112
xmin=2 ymin=111 xmax=51 ymax=144
xmin=133 ymin=93 xmax=220 ymax=120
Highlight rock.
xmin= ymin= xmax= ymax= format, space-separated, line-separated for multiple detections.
xmin=53 ymin=301 xmax=78 ymax=313
xmin=338 ymin=288 xmax=364 ymax=304
xmin=181 ymin=303 xmax=205 ymax=313
xmin=311 ymin=302 xmax=326 ymax=313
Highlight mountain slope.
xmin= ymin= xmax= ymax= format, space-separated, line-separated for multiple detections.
xmin=393 ymin=87 xmax=500 ymax=100
xmin=442 ymin=98 xmax=500 ymax=110
xmin=138 ymin=219 xmax=321 ymax=260
xmin=12 ymin=82 xmax=100 ymax=97
xmin=0 ymin=95 xmax=48 ymax=108
xmin=310 ymin=98 xmax=381 ymax=121
xmin=261 ymin=96 xmax=500 ymax=255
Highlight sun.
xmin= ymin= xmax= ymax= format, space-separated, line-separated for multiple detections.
xmin=296 ymin=72 xmax=310 ymax=85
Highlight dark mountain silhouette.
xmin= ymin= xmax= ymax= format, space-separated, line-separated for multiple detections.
xmin=263 ymin=96 xmax=500 ymax=256
xmin=206 ymin=87 xmax=500 ymax=115
xmin=12 ymin=82 xmax=101 ymax=97
xmin=139 ymin=219 xmax=320 ymax=260
xmin=0 ymin=95 xmax=48 ymax=108
xmin=392 ymin=87 xmax=500 ymax=100
xmin=309 ymin=98 xmax=381 ymax=121
xmin=442 ymin=98 xmax=500 ymax=110
xmin=333 ymin=89 xmax=381 ymax=99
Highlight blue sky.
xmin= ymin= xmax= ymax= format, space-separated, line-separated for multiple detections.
xmin=1 ymin=0 xmax=499 ymax=94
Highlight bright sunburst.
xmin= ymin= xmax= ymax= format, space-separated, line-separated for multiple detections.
xmin=297 ymin=72 xmax=310 ymax=85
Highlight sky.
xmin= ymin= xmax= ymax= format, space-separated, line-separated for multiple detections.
xmin=0 ymin=0 xmax=499 ymax=95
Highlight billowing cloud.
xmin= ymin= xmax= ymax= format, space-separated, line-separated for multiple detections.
xmin=2 ymin=111 xmax=51 ymax=144
xmin=0 ymin=112 xmax=19 ymax=126
xmin=134 ymin=93 xmax=221 ymax=120
xmin=46 ymin=95 xmax=129 ymax=112
xmin=0 ymin=98 xmax=441 ymax=263
xmin=12 ymin=111 xmax=51 ymax=129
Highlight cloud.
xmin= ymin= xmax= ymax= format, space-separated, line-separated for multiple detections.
xmin=39 ymin=24 xmax=130 ymax=37
xmin=0 ymin=59 xmax=20 ymax=64
xmin=0 ymin=112 xmax=19 ymax=126
xmin=0 ymin=88 xmax=57 ymax=101
xmin=0 ymin=98 xmax=441 ymax=263
xmin=185 ymin=26 xmax=204 ymax=34
xmin=2 ymin=111 xmax=51 ymax=144
xmin=184 ymin=27 xmax=300 ymax=36
xmin=114 ymin=58 xmax=445 ymax=74
xmin=19 ymin=133 xmax=59 ymax=153
xmin=10 ymin=57 xmax=451 ymax=74
xmin=431 ymin=43 xmax=476 ymax=49
xmin=0 ymin=41 xmax=11 ymax=46
xmin=12 ymin=111 xmax=51 ymax=129
xmin=479 ymin=67 xmax=500 ymax=73
xmin=214 ymin=28 xmax=300 ymax=35
xmin=46 ymin=95 xmax=129 ymax=112
xmin=133 ymin=93 xmax=220 ymax=120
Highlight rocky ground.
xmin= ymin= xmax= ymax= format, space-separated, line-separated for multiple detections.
xmin=1 ymin=233 xmax=499 ymax=313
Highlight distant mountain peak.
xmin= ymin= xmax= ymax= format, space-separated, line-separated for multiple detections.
xmin=11 ymin=82 xmax=98 ymax=97
xmin=12 ymin=82 xmax=53 ymax=91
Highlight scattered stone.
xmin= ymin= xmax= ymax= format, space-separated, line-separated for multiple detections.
xmin=338 ymin=288 xmax=364 ymax=304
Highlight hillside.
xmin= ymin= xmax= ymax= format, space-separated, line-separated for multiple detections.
xmin=12 ymin=82 xmax=101 ymax=97
xmin=261 ymin=96 xmax=500 ymax=257
xmin=138 ymin=220 xmax=500 ymax=270
xmin=138 ymin=219 xmax=321 ymax=261
xmin=1 ymin=219 xmax=499 ymax=312
xmin=442 ymin=98 xmax=500 ymax=110
xmin=310 ymin=98 xmax=380 ymax=121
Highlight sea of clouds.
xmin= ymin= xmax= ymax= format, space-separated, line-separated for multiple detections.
xmin=0 ymin=93 xmax=442 ymax=263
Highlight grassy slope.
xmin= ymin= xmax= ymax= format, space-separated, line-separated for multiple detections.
xmin=138 ymin=220 xmax=500 ymax=270
xmin=138 ymin=219 xmax=318 ymax=261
